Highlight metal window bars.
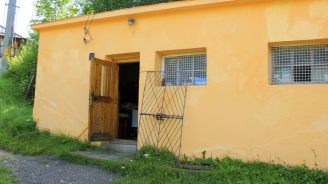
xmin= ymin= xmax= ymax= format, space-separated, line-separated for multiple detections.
xmin=163 ymin=54 xmax=207 ymax=86
xmin=137 ymin=71 xmax=188 ymax=156
xmin=271 ymin=44 xmax=328 ymax=84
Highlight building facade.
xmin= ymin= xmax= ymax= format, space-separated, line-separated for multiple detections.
xmin=32 ymin=0 xmax=328 ymax=168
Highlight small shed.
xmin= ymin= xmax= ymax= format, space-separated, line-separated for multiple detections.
xmin=32 ymin=0 xmax=328 ymax=168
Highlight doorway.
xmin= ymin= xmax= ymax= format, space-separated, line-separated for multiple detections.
xmin=118 ymin=62 xmax=139 ymax=140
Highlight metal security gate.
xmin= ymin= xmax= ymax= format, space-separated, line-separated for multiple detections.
xmin=138 ymin=71 xmax=187 ymax=155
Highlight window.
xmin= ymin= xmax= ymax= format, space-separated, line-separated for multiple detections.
xmin=162 ymin=54 xmax=207 ymax=86
xmin=271 ymin=44 xmax=328 ymax=84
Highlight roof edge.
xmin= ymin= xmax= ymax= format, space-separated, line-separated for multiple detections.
xmin=0 ymin=25 xmax=25 ymax=38
xmin=32 ymin=0 xmax=246 ymax=31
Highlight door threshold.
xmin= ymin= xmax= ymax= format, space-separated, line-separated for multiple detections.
xmin=89 ymin=134 xmax=112 ymax=142
xmin=110 ymin=139 xmax=137 ymax=145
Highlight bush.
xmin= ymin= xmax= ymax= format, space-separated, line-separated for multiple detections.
xmin=6 ymin=32 xmax=38 ymax=96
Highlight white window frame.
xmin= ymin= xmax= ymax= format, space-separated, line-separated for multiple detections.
xmin=161 ymin=53 xmax=207 ymax=86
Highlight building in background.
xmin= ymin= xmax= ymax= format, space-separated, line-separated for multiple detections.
xmin=0 ymin=25 xmax=26 ymax=58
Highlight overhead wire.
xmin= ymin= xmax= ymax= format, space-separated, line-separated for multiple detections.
xmin=83 ymin=12 xmax=94 ymax=44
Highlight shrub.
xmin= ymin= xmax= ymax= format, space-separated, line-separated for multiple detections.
xmin=6 ymin=32 xmax=38 ymax=96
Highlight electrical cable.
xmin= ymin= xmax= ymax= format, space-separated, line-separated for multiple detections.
xmin=83 ymin=12 xmax=94 ymax=44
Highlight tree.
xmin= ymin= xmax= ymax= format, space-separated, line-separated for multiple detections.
xmin=33 ymin=0 xmax=180 ymax=22
xmin=34 ymin=0 xmax=85 ymax=22
xmin=85 ymin=0 xmax=180 ymax=14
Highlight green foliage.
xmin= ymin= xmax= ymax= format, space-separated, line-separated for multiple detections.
xmin=0 ymin=163 xmax=18 ymax=184
xmin=181 ymin=156 xmax=218 ymax=166
xmin=0 ymin=111 xmax=93 ymax=156
xmin=115 ymin=155 xmax=328 ymax=184
xmin=85 ymin=0 xmax=180 ymax=13
xmin=33 ymin=0 xmax=181 ymax=21
xmin=34 ymin=0 xmax=84 ymax=22
xmin=0 ymin=77 xmax=23 ymax=106
xmin=136 ymin=146 xmax=177 ymax=166
xmin=6 ymin=32 xmax=38 ymax=96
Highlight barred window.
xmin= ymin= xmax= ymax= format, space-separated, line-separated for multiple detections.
xmin=271 ymin=44 xmax=328 ymax=84
xmin=162 ymin=54 xmax=207 ymax=86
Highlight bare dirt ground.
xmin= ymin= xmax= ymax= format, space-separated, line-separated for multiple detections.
xmin=0 ymin=150 xmax=118 ymax=184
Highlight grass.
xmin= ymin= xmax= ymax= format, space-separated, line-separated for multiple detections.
xmin=0 ymin=160 xmax=18 ymax=184
xmin=0 ymin=78 xmax=94 ymax=157
xmin=0 ymin=165 xmax=18 ymax=184
xmin=1 ymin=76 xmax=328 ymax=184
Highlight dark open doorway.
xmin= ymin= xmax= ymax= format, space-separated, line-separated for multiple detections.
xmin=118 ymin=62 xmax=139 ymax=140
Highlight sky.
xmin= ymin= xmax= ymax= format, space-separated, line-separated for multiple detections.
xmin=0 ymin=0 xmax=35 ymax=37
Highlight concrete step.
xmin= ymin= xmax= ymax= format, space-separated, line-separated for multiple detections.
xmin=74 ymin=150 xmax=135 ymax=162
xmin=74 ymin=140 xmax=137 ymax=162
xmin=101 ymin=140 xmax=137 ymax=154
xmin=110 ymin=139 xmax=137 ymax=145
xmin=89 ymin=134 xmax=112 ymax=142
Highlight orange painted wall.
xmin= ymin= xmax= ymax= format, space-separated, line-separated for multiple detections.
xmin=33 ymin=0 xmax=328 ymax=168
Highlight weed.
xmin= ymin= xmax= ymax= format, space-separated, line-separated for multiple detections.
xmin=136 ymin=146 xmax=177 ymax=166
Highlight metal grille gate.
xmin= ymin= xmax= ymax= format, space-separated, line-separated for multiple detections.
xmin=138 ymin=71 xmax=188 ymax=155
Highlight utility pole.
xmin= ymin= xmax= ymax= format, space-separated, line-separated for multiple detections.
xmin=0 ymin=0 xmax=17 ymax=76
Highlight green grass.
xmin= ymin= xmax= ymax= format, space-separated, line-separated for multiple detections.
xmin=0 ymin=77 xmax=95 ymax=157
xmin=1 ymin=76 xmax=328 ymax=184
xmin=0 ymin=162 xmax=18 ymax=184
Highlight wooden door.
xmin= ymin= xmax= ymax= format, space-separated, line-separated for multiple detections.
xmin=89 ymin=58 xmax=119 ymax=141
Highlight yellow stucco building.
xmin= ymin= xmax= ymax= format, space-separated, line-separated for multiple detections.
xmin=32 ymin=0 xmax=328 ymax=168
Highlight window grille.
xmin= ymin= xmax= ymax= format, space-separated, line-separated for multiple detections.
xmin=162 ymin=54 xmax=207 ymax=86
xmin=271 ymin=44 xmax=328 ymax=84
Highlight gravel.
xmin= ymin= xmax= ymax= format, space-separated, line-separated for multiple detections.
xmin=0 ymin=150 xmax=118 ymax=184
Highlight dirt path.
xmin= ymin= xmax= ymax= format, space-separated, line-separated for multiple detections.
xmin=0 ymin=150 xmax=118 ymax=184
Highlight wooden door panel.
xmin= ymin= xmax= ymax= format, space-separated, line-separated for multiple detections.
xmin=89 ymin=58 xmax=117 ymax=141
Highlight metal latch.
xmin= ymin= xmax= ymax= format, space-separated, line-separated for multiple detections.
xmin=89 ymin=94 xmax=94 ymax=106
